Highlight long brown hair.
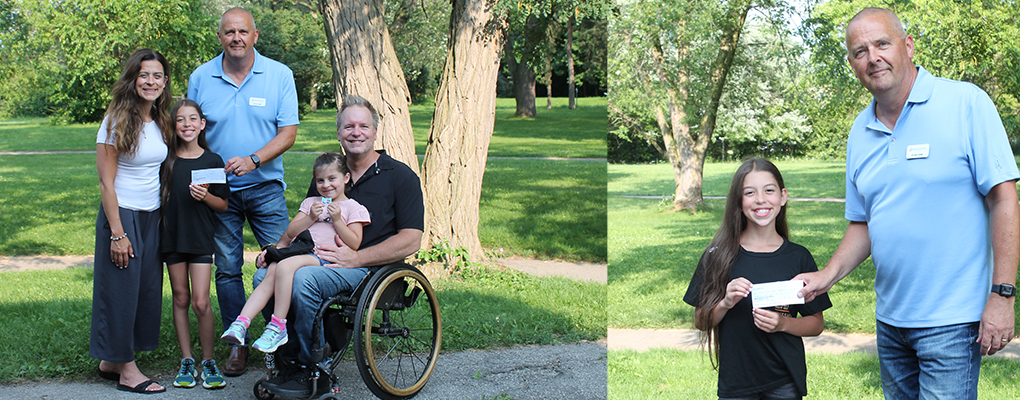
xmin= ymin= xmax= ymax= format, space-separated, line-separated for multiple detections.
xmin=161 ymin=99 xmax=210 ymax=206
xmin=102 ymin=49 xmax=173 ymax=157
xmin=694 ymin=157 xmax=789 ymax=367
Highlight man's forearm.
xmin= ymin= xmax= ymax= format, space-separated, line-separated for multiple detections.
xmin=823 ymin=221 xmax=872 ymax=287
xmin=255 ymin=124 xmax=297 ymax=164
xmin=356 ymin=229 xmax=423 ymax=268
xmin=987 ymin=181 xmax=1020 ymax=286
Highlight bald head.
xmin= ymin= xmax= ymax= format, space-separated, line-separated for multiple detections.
xmin=219 ymin=7 xmax=256 ymax=32
xmin=845 ymin=8 xmax=905 ymax=54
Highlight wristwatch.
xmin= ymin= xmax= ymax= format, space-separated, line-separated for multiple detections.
xmin=250 ymin=154 xmax=261 ymax=168
xmin=991 ymin=283 xmax=1016 ymax=298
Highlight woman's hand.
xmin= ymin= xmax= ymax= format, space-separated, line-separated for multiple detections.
xmin=110 ymin=236 xmax=134 ymax=269
xmin=753 ymin=308 xmax=785 ymax=333
xmin=719 ymin=277 xmax=752 ymax=310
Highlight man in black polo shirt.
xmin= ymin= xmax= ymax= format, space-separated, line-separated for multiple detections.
xmin=254 ymin=95 xmax=424 ymax=395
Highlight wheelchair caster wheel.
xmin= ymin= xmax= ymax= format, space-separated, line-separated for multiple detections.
xmin=253 ymin=378 xmax=276 ymax=400
xmin=318 ymin=394 xmax=342 ymax=400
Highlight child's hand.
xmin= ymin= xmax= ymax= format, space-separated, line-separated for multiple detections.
xmin=309 ymin=201 xmax=325 ymax=220
xmin=189 ymin=183 xmax=209 ymax=201
xmin=326 ymin=202 xmax=342 ymax=221
xmin=753 ymin=308 xmax=785 ymax=333
xmin=256 ymin=250 xmax=269 ymax=269
xmin=719 ymin=277 xmax=752 ymax=310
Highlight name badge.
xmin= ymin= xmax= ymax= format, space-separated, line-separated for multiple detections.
xmin=906 ymin=144 xmax=929 ymax=160
xmin=249 ymin=97 xmax=266 ymax=107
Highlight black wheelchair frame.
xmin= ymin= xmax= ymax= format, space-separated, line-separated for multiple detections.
xmin=253 ymin=263 xmax=442 ymax=400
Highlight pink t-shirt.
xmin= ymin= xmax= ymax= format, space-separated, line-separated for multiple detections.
xmin=297 ymin=197 xmax=371 ymax=251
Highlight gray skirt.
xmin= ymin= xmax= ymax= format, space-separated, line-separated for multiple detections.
xmin=89 ymin=206 xmax=163 ymax=363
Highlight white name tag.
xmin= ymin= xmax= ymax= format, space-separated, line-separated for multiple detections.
xmin=906 ymin=144 xmax=929 ymax=160
xmin=249 ymin=97 xmax=266 ymax=107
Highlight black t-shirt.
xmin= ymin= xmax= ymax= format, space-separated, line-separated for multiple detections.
xmin=683 ymin=239 xmax=831 ymax=398
xmin=160 ymin=151 xmax=230 ymax=256
xmin=306 ymin=151 xmax=424 ymax=252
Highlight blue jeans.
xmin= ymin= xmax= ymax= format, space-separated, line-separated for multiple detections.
xmin=876 ymin=321 xmax=980 ymax=400
xmin=214 ymin=181 xmax=290 ymax=338
xmin=253 ymin=264 xmax=368 ymax=366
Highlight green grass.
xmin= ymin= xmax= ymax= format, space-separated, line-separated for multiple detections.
xmin=0 ymin=263 xmax=604 ymax=383
xmin=608 ymin=160 xmax=846 ymax=198
xmin=0 ymin=153 xmax=605 ymax=262
xmin=608 ymin=349 xmax=1020 ymax=399
xmin=608 ymin=162 xmax=1020 ymax=333
xmin=0 ymin=97 xmax=608 ymax=159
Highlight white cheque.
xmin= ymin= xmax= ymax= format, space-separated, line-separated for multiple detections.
xmin=192 ymin=168 xmax=227 ymax=185
xmin=751 ymin=279 xmax=805 ymax=309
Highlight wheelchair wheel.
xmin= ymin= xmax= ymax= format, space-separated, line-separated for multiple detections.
xmin=353 ymin=265 xmax=442 ymax=399
xmin=253 ymin=378 xmax=276 ymax=400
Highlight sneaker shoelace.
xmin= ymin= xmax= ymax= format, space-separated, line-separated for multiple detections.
xmin=203 ymin=361 xmax=219 ymax=377
xmin=179 ymin=360 xmax=195 ymax=376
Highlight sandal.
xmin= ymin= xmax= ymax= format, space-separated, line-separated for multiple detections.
xmin=116 ymin=379 xmax=166 ymax=394
xmin=96 ymin=367 xmax=120 ymax=381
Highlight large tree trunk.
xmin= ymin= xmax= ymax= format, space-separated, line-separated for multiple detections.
xmin=566 ymin=14 xmax=576 ymax=109
xmin=660 ymin=0 xmax=751 ymax=211
xmin=421 ymin=0 xmax=505 ymax=261
xmin=504 ymin=34 xmax=536 ymax=118
xmin=320 ymin=0 xmax=418 ymax=174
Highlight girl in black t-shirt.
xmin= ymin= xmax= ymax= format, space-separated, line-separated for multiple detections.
xmin=160 ymin=99 xmax=230 ymax=390
xmin=683 ymin=158 xmax=831 ymax=399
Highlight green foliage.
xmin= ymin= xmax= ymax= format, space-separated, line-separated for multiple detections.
xmin=801 ymin=0 xmax=1020 ymax=153
xmin=416 ymin=240 xmax=473 ymax=272
xmin=249 ymin=6 xmax=332 ymax=114
xmin=0 ymin=0 xmax=218 ymax=123
xmin=386 ymin=0 xmax=450 ymax=103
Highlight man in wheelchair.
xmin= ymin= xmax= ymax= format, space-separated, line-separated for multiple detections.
xmin=252 ymin=95 xmax=424 ymax=397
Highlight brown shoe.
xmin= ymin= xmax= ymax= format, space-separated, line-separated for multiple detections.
xmin=223 ymin=346 xmax=248 ymax=377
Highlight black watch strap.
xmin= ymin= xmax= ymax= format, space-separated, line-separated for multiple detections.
xmin=250 ymin=154 xmax=261 ymax=168
xmin=991 ymin=283 xmax=1016 ymax=298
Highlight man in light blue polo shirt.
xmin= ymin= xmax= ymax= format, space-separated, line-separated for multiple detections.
xmin=187 ymin=6 xmax=298 ymax=377
xmin=796 ymin=7 xmax=1018 ymax=399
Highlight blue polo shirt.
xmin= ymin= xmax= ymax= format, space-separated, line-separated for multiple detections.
xmin=845 ymin=66 xmax=1019 ymax=328
xmin=187 ymin=49 xmax=299 ymax=191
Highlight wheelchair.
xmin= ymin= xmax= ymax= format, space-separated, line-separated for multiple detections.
xmin=252 ymin=263 xmax=442 ymax=400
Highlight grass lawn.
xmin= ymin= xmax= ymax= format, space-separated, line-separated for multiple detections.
xmin=0 ymin=97 xmax=607 ymax=262
xmin=0 ymin=97 xmax=608 ymax=159
xmin=608 ymin=349 xmax=1020 ymax=399
xmin=608 ymin=161 xmax=1020 ymax=333
xmin=0 ymin=263 xmax=605 ymax=383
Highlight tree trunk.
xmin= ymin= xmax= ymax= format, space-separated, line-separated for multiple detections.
xmin=544 ymin=24 xmax=554 ymax=110
xmin=421 ymin=0 xmax=505 ymax=261
xmin=566 ymin=14 xmax=576 ymax=109
xmin=309 ymin=85 xmax=318 ymax=112
xmin=320 ymin=0 xmax=418 ymax=174
xmin=504 ymin=36 xmax=536 ymax=118
xmin=657 ymin=0 xmax=751 ymax=211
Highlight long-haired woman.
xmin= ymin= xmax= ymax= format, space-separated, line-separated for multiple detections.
xmin=92 ymin=48 xmax=172 ymax=394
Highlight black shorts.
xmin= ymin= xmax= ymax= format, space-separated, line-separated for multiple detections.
xmin=163 ymin=252 xmax=213 ymax=265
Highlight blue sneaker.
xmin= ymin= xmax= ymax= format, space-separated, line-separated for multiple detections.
xmin=200 ymin=359 xmax=226 ymax=390
xmin=252 ymin=323 xmax=288 ymax=353
xmin=221 ymin=321 xmax=247 ymax=346
xmin=173 ymin=358 xmax=197 ymax=388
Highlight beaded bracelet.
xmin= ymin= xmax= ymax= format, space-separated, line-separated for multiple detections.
xmin=110 ymin=233 xmax=128 ymax=241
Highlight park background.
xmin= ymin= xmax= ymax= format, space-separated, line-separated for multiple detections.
xmin=0 ymin=0 xmax=609 ymax=397
xmin=608 ymin=0 xmax=1020 ymax=398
